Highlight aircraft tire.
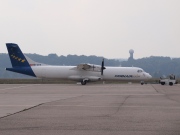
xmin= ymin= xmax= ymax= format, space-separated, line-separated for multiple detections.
xmin=140 ymin=81 xmax=144 ymax=85
xmin=161 ymin=82 xmax=165 ymax=85
xmin=81 ymin=80 xmax=87 ymax=85
xmin=169 ymin=82 xmax=173 ymax=86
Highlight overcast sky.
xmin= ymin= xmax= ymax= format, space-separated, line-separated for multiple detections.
xmin=0 ymin=0 xmax=180 ymax=59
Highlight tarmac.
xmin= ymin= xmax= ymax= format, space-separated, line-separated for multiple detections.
xmin=0 ymin=83 xmax=180 ymax=135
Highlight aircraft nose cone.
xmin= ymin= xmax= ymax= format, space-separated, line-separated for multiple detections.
xmin=145 ymin=73 xmax=152 ymax=79
xmin=148 ymin=74 xmax=152 ymax=79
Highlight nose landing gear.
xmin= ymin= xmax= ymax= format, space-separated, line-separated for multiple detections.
xmin=141 ymin=81 xmax=144 ymax=85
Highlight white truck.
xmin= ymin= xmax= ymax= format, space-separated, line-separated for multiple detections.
xmin=159 ymin=74 xmax=177 ymax=86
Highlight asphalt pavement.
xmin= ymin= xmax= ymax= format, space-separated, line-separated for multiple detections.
xmin=0 ymin=84 xmax=180 ymax=135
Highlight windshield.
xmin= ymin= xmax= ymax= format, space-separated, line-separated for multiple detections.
xmin=137 ymin=69 xmax=143 ymax=73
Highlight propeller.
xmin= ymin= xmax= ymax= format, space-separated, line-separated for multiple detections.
xmin=101 ymin=59 xmax=106 ymax=75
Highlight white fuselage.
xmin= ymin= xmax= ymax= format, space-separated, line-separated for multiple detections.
xmin=31 ymin=66 xmax=152 ymax=81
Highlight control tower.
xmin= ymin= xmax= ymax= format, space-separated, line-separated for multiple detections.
xmin=128 ymin=49 xmax=134 ymax=60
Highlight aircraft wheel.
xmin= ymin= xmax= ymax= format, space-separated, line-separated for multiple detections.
xmin=140 ymin=81 xmax=144 ymax=85
xmin=169 ymin=82 xmax=173 ymax=86
xmin=81 ymin=80 xmax=87 ymax=85
xmin=161 ymin=82 xmax=165 ymax=85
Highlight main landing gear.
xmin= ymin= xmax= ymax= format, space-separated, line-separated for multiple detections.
xmin=81 ymin=80 xmax=87 ymax=85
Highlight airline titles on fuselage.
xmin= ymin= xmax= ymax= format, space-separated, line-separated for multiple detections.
xmin=115 ymin=75 xmax=140 ymax=78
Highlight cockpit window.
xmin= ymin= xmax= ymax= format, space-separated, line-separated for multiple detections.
xmin=137 ymin=70 xmax=143 ymax=73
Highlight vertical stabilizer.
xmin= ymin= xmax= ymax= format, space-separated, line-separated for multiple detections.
xmin=6 ymin=43 xmax=30 ymax=67
xmin=6 ymin=43 xmax=36 ymax=77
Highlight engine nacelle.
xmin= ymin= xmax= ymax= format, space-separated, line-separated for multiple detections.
xmin=77 ymin=64 xmax=101 ymax=72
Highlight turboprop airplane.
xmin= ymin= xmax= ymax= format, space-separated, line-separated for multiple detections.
xmin=5 ymin=43 xmax=152 ymax=85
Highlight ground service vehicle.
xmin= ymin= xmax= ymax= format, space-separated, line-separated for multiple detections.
xmin=159 ymin=74 xmax=176 ymax=86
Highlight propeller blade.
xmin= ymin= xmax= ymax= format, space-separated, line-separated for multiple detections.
xmin=101 ymin=59 xmax=105 ymax=75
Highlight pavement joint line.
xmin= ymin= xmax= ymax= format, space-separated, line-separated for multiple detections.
xmin=0 ymin=84 xmax=41 ymax=91
xmin=151 ymin=84 xmax=159 ymax=93
xmin=0 ymin=103 xmax=44 ymax=119
xmin=0 ymin=95 xmax=84 ymax=118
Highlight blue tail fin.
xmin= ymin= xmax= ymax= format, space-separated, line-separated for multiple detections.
xmin=6 ymin=43 xmax=36 ymax=77
xmin=6 ymin=43 xmax=30 ymax=67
